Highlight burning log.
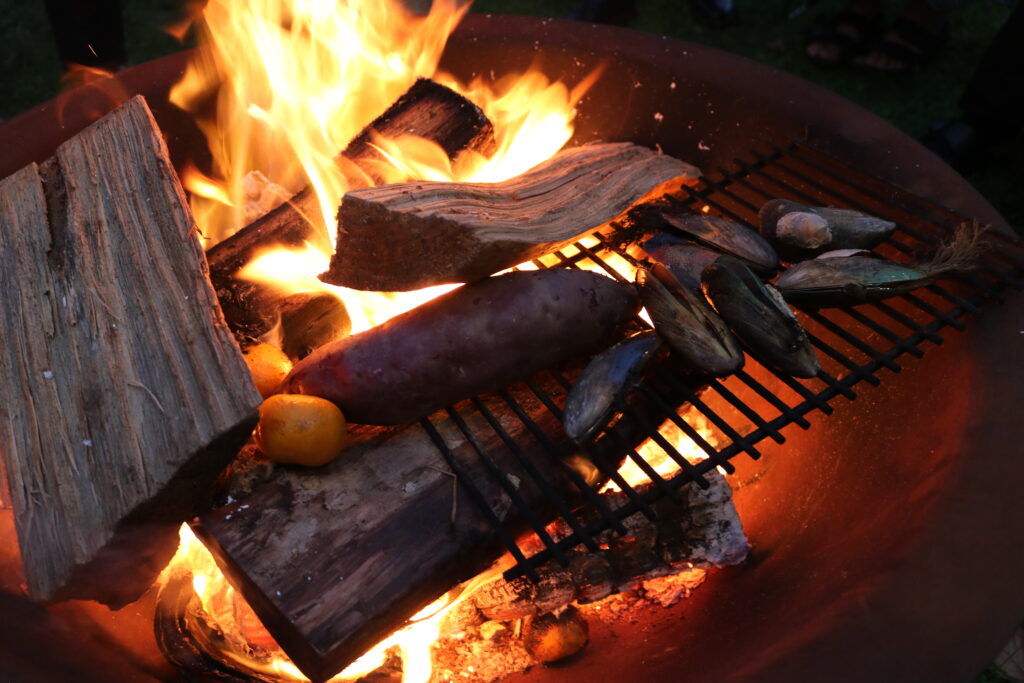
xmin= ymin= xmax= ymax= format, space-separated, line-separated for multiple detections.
xmin=323 ymin=142 xmax=702 ymax=291
xmin=0 ymin=96 xmax=260 ymax=606
xmin=194 ymin=381 xmax=579 ymax=683
xmin=206 ymin=78 xmax=496 ymax=343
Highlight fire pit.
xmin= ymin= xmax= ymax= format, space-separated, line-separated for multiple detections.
xmin=0 ymin=12 xmax=1022 ymax=683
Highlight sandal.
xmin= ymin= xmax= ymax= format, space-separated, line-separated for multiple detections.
xmin=805 ymin=10 xmax=882 ymax=67
xmin=854 ymin=17 xmax=949 ymax=73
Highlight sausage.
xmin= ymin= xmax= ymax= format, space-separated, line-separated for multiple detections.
xmin=280 ymin=269 xmax=640 ymax=425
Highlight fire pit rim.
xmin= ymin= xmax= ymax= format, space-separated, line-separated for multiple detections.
xmin=0 ymin=13 xmax=1021 ymax=683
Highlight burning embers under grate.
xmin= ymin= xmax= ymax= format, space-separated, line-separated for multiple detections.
xmin=159 ymin=139 xmax=1022 ymax=681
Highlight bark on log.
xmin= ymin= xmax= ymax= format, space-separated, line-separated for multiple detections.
xmin=322 ymin=142 xmax=702 ymax=292
xmin=206 ymin=78 xmax=496 ymax=343
xmin=0 ymin=96 xmax=261 ymax=606
xmin=195 ymin=379 xmax=578 ymax=683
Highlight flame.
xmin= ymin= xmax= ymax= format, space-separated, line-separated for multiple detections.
xmin=159 ymin=524 xmax=498 ymax=683
xmin=172 ymin=0 xmax=600 ymax=327
xmin=602 ymin=409 xmax=719 ymax=492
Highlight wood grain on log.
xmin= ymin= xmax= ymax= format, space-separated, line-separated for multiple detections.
xmin=195 ymin=380 xmax=575 ymax=683
xmin=206 ymin=78 xmax=496 ymax=343
xmin=0 ymin=96 xmax=261 ymax=606
xmin=322 ymin=142 xmax=701 ymax=291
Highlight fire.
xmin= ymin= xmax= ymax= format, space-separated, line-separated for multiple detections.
xmin=159 ymin=0 xmax=713 ymax=679
xmin=159 ymin=523 xmax=499 ymax=683
xmin=173 ymin=0 xmax=597 ymax=325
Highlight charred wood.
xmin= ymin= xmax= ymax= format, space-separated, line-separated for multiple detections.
xmin=195 ymin=379 xmax=577 ymax=683
xmin=323 ymin=142 xmax=701 ymax=291
xmin=206 ymin=78 xmax=496 ymax=343
xmin=0 ymin=96 xmax=260 ymax=606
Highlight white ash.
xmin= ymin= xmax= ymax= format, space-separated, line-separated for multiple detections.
xmin=425 ymin=471 xmax=747 ymax=683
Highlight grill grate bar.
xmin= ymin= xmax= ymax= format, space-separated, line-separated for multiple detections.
xmin=653 ymin=373 xmax=764 ymax=459
xmin=443 ymin=407 xmax=569 ymax=565
xmin=706 ymin=377 xmax=788 ymax=444
xmin=420 ymin=418 xmax=540 ymax=581
xmin=414 ymin=141 xmax=1021 ymax=583
xmin=806 ymin=309 xmax=902 ymax=372
xmin=471 ymin=393 xmax=607 ymax=550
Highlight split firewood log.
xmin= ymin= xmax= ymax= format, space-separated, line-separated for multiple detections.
xmin=0 ymin=96 xmax=261 ymax=606
xmin=195 ymin=381 xmax=574 ymax=683
xmin=207 ymin=78 xmax=496 ymax=344
xmin=321 ymin=142 xmax=701 ymax=291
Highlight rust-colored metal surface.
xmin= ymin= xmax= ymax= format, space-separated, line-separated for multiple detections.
xmin=0 ymin=14 xmax=1021 ymax=683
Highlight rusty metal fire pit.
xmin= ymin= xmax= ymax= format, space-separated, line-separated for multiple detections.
xmin=0 ymin=14 xmax=1022 ymax=683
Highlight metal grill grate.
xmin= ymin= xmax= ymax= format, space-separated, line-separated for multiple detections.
xmin=419 ymin=141 xmax=1024 ymax=582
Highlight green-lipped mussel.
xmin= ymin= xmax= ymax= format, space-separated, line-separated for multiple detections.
xmin=637 ymin=264 xmax=744 ymax=377
xmin=563 ymin=331 xmax=661 ymax=443
xmin=702 ymin=256 xmax=820 ymax=378
xmin=758 ymin=198 xmax=896 ymax=260
xmin=635 ymin=207 xmax=780 ymax=277
xmin=641 ymin=233 xmax=721 ymax=292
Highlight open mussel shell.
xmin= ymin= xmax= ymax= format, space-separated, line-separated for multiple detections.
xmin=563 ymin=331 xmax=662 ymax=444
xmin=759 ymin=198 xmax=896 ymax=259
xmin=641 ymin=233 xmax=721 ymax=292
xmin=775 ymin=255 xmax=932 ymax=308
xmin=701 ymin=256 xmax=820 ymax=378
xmin=643 ymin=212 xmax=780 ymax=278
xmin=637 ymin=264 xmax=744 ymax=377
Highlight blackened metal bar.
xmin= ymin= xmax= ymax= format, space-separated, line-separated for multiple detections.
xmin=676 ymin=183 xmax=759 ymax=222
xmin=615 ymin=396 xmax=712 ymax=488
xmin=706 ymin=377 xmax=787 ymax=444
xmin=803 ymin=329 xmax=880 ymax=387
xmin=632 ymin=382 xmax=740 ymax=472
xmin=420 ymin=418 xmax=539 ymax=581
xmin=649 ymin=373 xmax=762 ymax=460
xmin=733 ymin=367 xmax=815 ymax=426
xmin=469 ymin=395 xmax=605 ymax=550
xmin=758 ymin=358 xmax=841 ymax=411
xmin=899 ymin=292 xmax=967 ymax=331
xmin=806 ymin=310 xmax=902 ymax=372
xmin=839 ymin=305 xmax=929 ymax=358
xmin=496 ymin=384 xmax=633 ymax=533
xmin=869 ymin=300 xmax=944 ymax=345
xmin=838 ymin=306 xmax=925 ymax=358
xmin=543 ymin=371 xmax=675 ymax=510
xmin=443 ymin=407 xmax=569 ymax=566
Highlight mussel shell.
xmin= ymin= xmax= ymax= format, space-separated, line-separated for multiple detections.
xmin=775 ymin=256 xmax=932 ymax=308
xmin=759 ymin=198 xmax=896 ymax=259
xmin=702 ymin=256 xmax=820 ymax=378
xmin=655 ymin=213 xmax=780 ymax=277
xmin=563 ymin=331 xmax=662 ymax=443
xmin=642 ymin=234 xmax=720 ymax=292
xmin=637 ymin=264 xmax=744 ymax=377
